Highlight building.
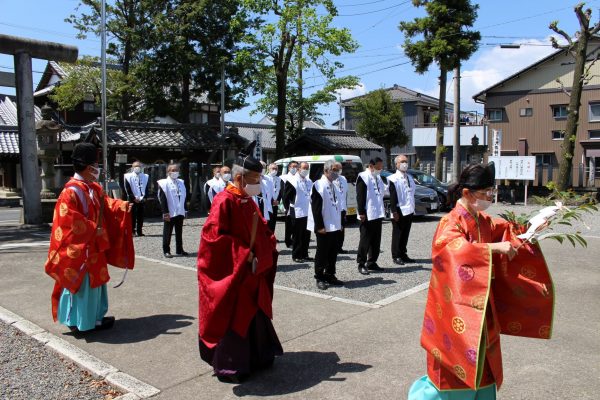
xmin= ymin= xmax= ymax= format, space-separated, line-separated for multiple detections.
xmin=473 ymin=37 xmax=600 ymax=188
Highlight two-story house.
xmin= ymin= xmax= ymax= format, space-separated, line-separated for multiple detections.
xmin=473 ymin=37 xmax=600 ymax=188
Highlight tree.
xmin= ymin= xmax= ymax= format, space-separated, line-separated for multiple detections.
xmin=352 ymin=89 xmax=407 ymax=169
xmin=240 ymin=0 xmax=358 ymax=158
xmin=550 ymin=3 xmax=600 ymax=191
xmin=399 ymin=0 xmax=480 ymax=181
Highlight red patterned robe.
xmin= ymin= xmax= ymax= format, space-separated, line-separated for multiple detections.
xmin=420 ymin=202 xmax=554 ymax=391
xmin=45 ymin=177 xmax=134 ymax=321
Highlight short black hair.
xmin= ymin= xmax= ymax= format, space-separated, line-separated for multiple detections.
xmin=369 ymin=157 xmax=383 ymax=165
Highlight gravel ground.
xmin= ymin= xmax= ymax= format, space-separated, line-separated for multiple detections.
xmin=132 ymin=202 xmax=600 ymax=304
xmin=0 ymin=321 xmax=122 ymax=400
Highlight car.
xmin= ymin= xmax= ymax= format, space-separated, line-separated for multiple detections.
xmin=273 ymin=155 xmax=363 ymax=220
xmin=408 ymin=169 xmax=450 ymax=210
xmin=380 ymin=170 xmax=440 ymax=218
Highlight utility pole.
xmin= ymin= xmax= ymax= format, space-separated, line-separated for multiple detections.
xmin=452 ymin=65 xmax=461 ymax=183
xmin=220 ymin=65 xmax=225 ymax=136
xmin=338 ymin=93 xmax=342 ymax=130
xmin=296 ymin=1 xmax=303 ymax=137
xmin=101 ymin=0 xmax=108 ymax=191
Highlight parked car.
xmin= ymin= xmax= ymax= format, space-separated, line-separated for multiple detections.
xmin=380 ymin=170 xmax=440 ymax=218
xmin=408 ymin=169 xmax=450 ymax=210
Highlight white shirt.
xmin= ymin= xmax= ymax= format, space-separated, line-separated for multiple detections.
xmin=308 ymin=175 xmax=342 ymax=232
xmin=158 ymin=177 xmax=186 ymax=217
xmin=124 ymin=171 xmax=148 ymax=200
xmin=333 ymin=175 xmax=348 ymax=211
xmin=290 ymin=174 xmax=312 ymax=219
xmin=358 ymin=170 xmax=385 ymax=221
xmin=387 ymin=170 xmax=416 ymax=216
xmin=204 ymin=176 xmax=225 ymax=202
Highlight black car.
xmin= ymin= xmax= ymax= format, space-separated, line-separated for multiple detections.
xmin=380 ymin=170 xmax=440 ymax=218
xmin=408 ymin=169 xmax=450 ymax=210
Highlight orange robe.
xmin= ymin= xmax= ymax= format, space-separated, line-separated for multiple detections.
xmin=45 ymin=178 xmax=135 ymax=321
xmin=421 ymin=202 xmax=554 ymax=391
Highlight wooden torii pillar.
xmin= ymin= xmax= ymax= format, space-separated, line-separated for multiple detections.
xmin=0 ymin=34 xmax=77 ymax=225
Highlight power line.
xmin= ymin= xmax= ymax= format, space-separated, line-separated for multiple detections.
xmin=336 ymin=0 xmax=391 ymax=7
xmin=0 ymin=21 xmax=101 ymax=43
xmin=337 ymin=56 xmax=406 ymax=73
xmin=305 ymin=60 xmax=411 ymax=90
xmin=337 ymin=1 xmax=411 ymax=17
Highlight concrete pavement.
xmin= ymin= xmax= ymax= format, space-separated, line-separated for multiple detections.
xmin=0 ymin=229 xmax=598 ymax=399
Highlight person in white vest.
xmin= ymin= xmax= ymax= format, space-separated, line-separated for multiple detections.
xmin=253 ymin=161 xmax=273 ymax=222
xmin=282 ymin=161 xmax=299 ymax=248
xmin=157 ymin=163 xmax=188 ymax=258
xmin=308 ymin=160 xmax=344 ymax=290
xmin=266 ymin=163 xmax=282 ymax=233
xmin=356 ymin=157 xmax=386 ymax=275
xmin=123 ymin=161 xmax=149 ymax=236
xmin=283 ymin=161 xmax=313 ymax=262
xmin=333 ymin=161 xmax=349 ymax=254
xmin=388 ymin=154 xmax=416 ymax=265
xmin=204 ymin=166 xmax=225 ymax=210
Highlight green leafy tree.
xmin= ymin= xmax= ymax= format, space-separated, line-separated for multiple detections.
xmin=549 ymin=3 xmax=600 ymax=191
xmin=240 ymin=0 xmax=358 ymax=158
xmin=49 ymin=56 xmax=127 ymax=118
xmin=399 ymin=0 xmax=480 ymax=181
xmin=352 ymin=89 xmax=407 ymax=169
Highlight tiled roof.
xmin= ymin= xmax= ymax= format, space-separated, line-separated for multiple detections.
xmin=101 ymin=121 xmax=224 ymax=149
xmin=341 ymin=84 xmax=451 ymax=109
xmin=226 ymin=122 xmax=276 ymax=150
xmin=0 ymin=95 xmax=42 ymax=125
xmin=0 ymin=126 xmax=19 ymax=156
xmin=288 ymin=129 xmax=382 ymax=151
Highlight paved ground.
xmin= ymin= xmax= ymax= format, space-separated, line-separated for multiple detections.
xmin=0 ymin=203 xmax=599 ymax=399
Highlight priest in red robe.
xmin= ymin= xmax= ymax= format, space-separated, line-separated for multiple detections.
xmin=409 ymin=163 xmax=554 ymax=400
xmin=45 ymin=143 xmax=134 ymax=332
xmin=197 ymin=142 xmax=282 ymax=383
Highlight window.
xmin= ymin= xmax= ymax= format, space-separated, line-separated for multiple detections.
xmin=589 ymin=103 xmax=600 ymax=121
xmin=488 ymin=109 xmax=503 ymax=121
xmin=83 ymin=101 xmax=100 ymax=113
xmin=552 ymin=130 xmax=565 ymax=140
xmin=535 ymin=154 xmax=554 ymax=165
xmin=589 ymin=130 xmax=600 ymax=140
xmin=552 ymin=105 xmax=568 ymax=119
xmin=519 ymin=108 xmax=533 ymax=117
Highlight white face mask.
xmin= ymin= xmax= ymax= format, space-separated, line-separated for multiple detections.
xmin=133 ymin=166 xmax=141 ymax=174
xmin=169 ymin=171 xmax=179 ymax=180
xmin=398 ymin=162 xmax=408 ymax=172
xmin=244 ymin=183 xmax=261 ymax=196
xmin=90 ymin=166 xmax=100 ymax=181
xmin=289 ymin=167 xmax=297 ymax=175
xmin=472 ymin=199 xmax=492 ymax=212
xmin=215 ymin=173 xmax=221 ymax=179
xmin=222 ymin=173 xmax=231 ymax=182
xmin=269 ymin=170 xmax=278 ymax=177
xmin=299 ymin=169 xmax=309 ymax=178
xmin=372 ymin=169 xmax=381 ymax=177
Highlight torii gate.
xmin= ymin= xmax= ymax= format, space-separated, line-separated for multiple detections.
xmin=0 ymin=34 xmax=77 ymax=225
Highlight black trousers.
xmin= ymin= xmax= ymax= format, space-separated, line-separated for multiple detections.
xmin=315 ymin=230 xmax=341 ymax=279
xmin=391 ymin=212 xmax=414 ymax=259
xmin=356 ymin=218 xmax=383 ymax=266
xmin=284 ymin=214 xmax=295 ymax=247
xmin=163 ymin=215 xmax=184 ymax=254
xmin=292 ymin=217 xmax=311 ymax=259
xmin=131 ymin=201 xmax=145 ymax=235
xmin=338 ymin=210 xmax=346 ymax=251
xmin=267 ymin=207 xmax=278 ymax=234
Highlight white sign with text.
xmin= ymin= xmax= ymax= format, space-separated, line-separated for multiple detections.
xmin=488 ymin=156 xmax=536 ymax=181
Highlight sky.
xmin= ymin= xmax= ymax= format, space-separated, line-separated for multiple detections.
xmin=0 ymin=0 xmax=593 ymax=127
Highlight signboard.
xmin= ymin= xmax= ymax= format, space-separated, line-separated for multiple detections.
xmin=488 ymin=156 xmax=536 ymax=181
xmin=491 ymin=129 xmax=502 ymax=157
xmin=253 ymin=130 xmax=263 ymax=161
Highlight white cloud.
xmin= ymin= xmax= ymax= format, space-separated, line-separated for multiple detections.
xmin=336 ymin=82 xmax=367 ymax=100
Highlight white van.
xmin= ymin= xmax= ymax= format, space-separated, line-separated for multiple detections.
xmin=274 ymin=155 xmax=363 ymax=219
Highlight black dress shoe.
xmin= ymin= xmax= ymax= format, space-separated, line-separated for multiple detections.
xmin=358 ymin=265 xmax=370 ymax=275
xmin=367 ymin=263 xmax=384 ymax=271
xmin=316 ymin=280 xmax=328 ymax=290
xmin=292 ymin=258 xmax=305 ymax=263
xmin=164 ymin=252 xmax=173 ymax=258
xmin=401 ymin=256 xmax=416 ymax=263
xmin=95 ymin=316 xmax=115 ymax=331
xmin=325 ymin=275 xmax=344 ymax=286
xmin=137 ymin=233 xmax=145 ymax=237
xmin=217 ymin=373 xmax=248 ymax=384
xmin=177 ymin=251 xmax=189 ymax=256
xmin=393 ymin=258 xmax=405 ymax=265
xmin=338 ymin=249 xmax=348 ymax=254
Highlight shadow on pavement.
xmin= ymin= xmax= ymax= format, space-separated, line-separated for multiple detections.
xmin=232 ymin=351 xmax=371 ymax=397
xmin=383 ymin=265 xmax=431 ymax=274
xmin=66 ymin=313 xmax=195 ymax=344
xmin=277 ymin=263 xmax=311 ymax=273
xmin=341 ymin=276 xmax=396 ymax=288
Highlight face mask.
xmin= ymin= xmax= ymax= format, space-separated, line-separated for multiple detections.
xmin=372 ymin=169 xmax=381 ymax=177
xmin=222 ymin=173 xmax=231 ymax=182
xmin=244 ymin=183 xmax=261 ymax=196
xmin=299 ymin=169 xmax=309 ymax=178
xmin=169 ymin=171 xmax=179 ymax=180
xmin=269 ymin=170 xmax=278 ymax=177
xmin=399 ymin=162 xmax=408 ymax=172
xmin=133 ymin=166 xmax=141 ymax=174
xmin=289 ymin=168 xmax=297 ymax=175
xmin=330 ymin=171 xmax=339 ymax=181
xmin=472 ymin=199 xmax=492 ymax=212
xmin=90 ymin=166 xmax=100 ymax=181
xmin=215 ymin=173 xmax=221 ymax=179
